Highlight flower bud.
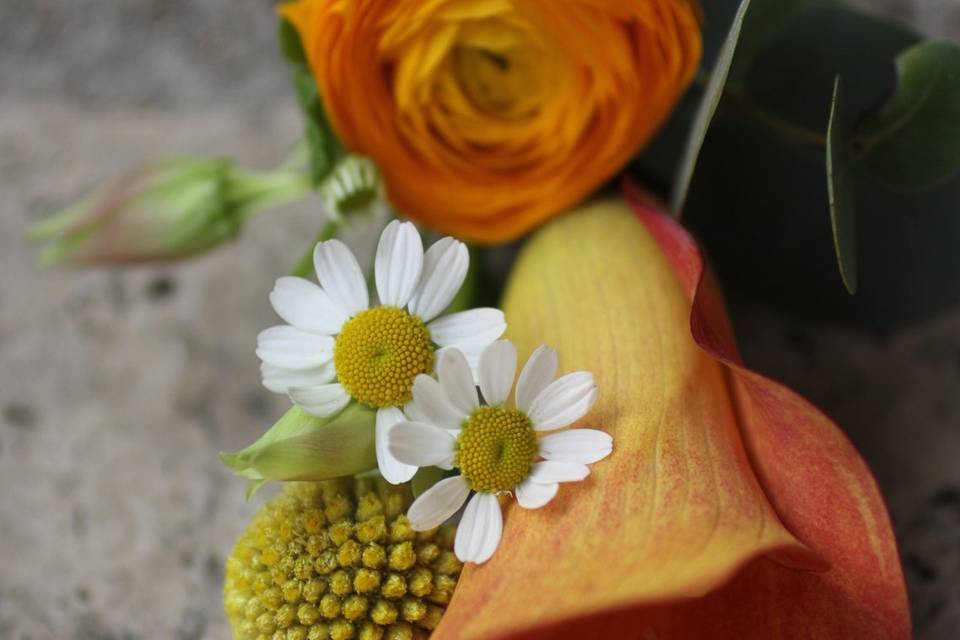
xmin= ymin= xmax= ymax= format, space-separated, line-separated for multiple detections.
xmin=221 ymin=403 xmax=378 ymax=499
xmin=28 ymin=157 xmax=311 ymax=265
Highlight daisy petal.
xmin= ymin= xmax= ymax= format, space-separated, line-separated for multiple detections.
xmin=288 ymin=383 xmax=351 ymax=417
xmin=527 ymin=372 xmax=598 ymax=431
xmin=407 ymin=476 xmax=471 ymax=531
xmin=256 ymin=326 xmax=334 ymax=370
xmin=408 ymin=237 xmax=469 ymax=321
xmin=515 ymin=478 xmax=559 ymax=509
xmin=269 ymin=276 xmax=347 ymax=335
xmin=455 ymin=493 xmax=503 ymax=564
xmin=478 ymin=340 xmax=516 ymax=406
xmin=515 ymin=345 xmax=559 ymax=412
xmin=436 ymin=348 xmax=479 ymax=415
xmin=538 ymin=429 xmax=613 ymax=464
xmin=408 ymin=374 xmax=468 ymax=430
xmin=261 ymin=362 xmax=335 ymax=394
xmin=428 ymin=308 xmax=506 ymax=349
xmin=376 ymin=407 xmax=418 ymax=485
xmin=386 ymin=420 xmax=456 ymax=467
xmin=375 ymin=220 xmax=423 ymax=308
xmin=313 ymin=238 xmax=368 ymax=316
xmin=528 ymin=460 xmax=591 ymax=484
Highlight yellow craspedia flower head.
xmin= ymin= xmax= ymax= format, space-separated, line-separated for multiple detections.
xmin=280 ymin=0 xmax=702 ymax=243
xmin=224 ymin=479 xmax=461 ymax=640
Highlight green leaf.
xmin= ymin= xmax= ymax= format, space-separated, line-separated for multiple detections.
xmin=670 ymin=0 xmax=752 ymax=217
xmin=853 ymin=40 xmax=960 ymax=193
xmin=220 ymin=404 xmax=377 ymax=492
xmin=638 ymin=4 xmax=960 ymax=327
xmin=826 ymin=76 xmax=858 ymax=294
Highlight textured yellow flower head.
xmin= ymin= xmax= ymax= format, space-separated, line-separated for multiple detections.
xmin=280 ymin=0 xmax=702 ymax=243
xmin=224 ymin=479 xmax=461 ymax=640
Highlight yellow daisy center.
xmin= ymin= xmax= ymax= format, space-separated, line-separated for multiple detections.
xmin=455 ymin=407 xmax=538 ymax=494
xmin=334 ymin=307 xmax=434 ymax=408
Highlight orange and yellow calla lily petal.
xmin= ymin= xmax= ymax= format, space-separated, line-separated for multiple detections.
xmin=279 ymin=0 xmax=702 ymax=243
xmin=433 ymin=192 xmax=909 ymax=639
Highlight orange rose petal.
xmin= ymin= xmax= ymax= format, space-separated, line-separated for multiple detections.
xmin=434 ymin=198 xmax=823 ymax=640
xmin=279 ymin=0 xmax=702 ymax=243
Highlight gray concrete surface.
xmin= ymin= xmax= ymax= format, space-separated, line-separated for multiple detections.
xmin=0 ymin=1 xmax=957 ymax=639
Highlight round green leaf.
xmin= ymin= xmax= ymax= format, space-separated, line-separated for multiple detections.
xmin=853 ymin=41 xmax=960 ymax=193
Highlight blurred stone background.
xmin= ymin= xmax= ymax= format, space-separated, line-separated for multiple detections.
xmin=0 ymin=1 xmax=957 ymax=639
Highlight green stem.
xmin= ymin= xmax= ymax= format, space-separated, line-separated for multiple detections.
xmin=232 ymin=170 xmax=314 ymax=222
xmin=289 ymin=219 xmax=341 ymax=277
xmin=696 ymin=72 xmax=827 ymax=149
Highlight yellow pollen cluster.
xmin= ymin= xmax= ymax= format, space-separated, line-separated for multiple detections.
xmin=334 ymin=307 xmax=434 ymax=408
xmin=224 ymin=479 xmax=461 ymax=640
xmin=455 ymin=407 xmax=538 ymax=494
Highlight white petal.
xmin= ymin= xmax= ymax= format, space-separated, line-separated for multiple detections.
xmin=407 ymin=476 xmax=471 ymax=531
xmin=407 ymin=237 xmax=469 ymax=321
xmin=375 ymin=220 xmax=423 ymax=308
xmin=269 ymin=276 xmax=347 ymax=335
xmin=528 ymin=372 xmax=598 ymax=431
xmin=478 ymin=340 xmax=516 ymax=406
xmin=435 ymin=348 xmax=479 ymax=415
xmin=313 ymin=238 xmax=369 ymax=316
xmin=515 ymin=478 xmax=559 ymax=509
xmin=407 ymin=374 xmax=467 ymax=430
xmin=515 ymin=345 xmax=559 ymax=412
xmin=528 ymin=460 xmax=590 ymax=484
xmin=455 ymin=493 xmax=503 ymax=564
xmin=256 ymin=326 xmax=334 ymax=370
xmin=386 ymin=420 xmax=456 ymax=467
xmin=538 ymin=429 xmax=613 ymax=464
xmin=288 ymin=383 xmax=351 ymax=417
xmin=429 ymin=308 xmax=506 ymax=348
xmin=261 ymin=362 xmax=335 ymax=394
xmin=376 ymin=407 xmax=418 ymax=485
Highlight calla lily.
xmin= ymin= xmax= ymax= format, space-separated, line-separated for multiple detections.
xmin=433 ymin=191 xmax=909 ymax=638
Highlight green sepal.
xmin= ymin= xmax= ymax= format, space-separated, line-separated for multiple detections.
xmin=220 ymin=403 xmax=377 ymax=498
xmin=411 ymin=467 xmax=446 ymax=498
xmin=278 ymin=17 xmax=308 ymax=66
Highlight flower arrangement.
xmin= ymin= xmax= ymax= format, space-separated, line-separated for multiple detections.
xmin=33 ymin=0 xmax=960 ymax=638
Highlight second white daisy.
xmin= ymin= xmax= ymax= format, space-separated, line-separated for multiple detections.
xmin=256 ymin=220 xmax=506 ymax=485
xmin=386 ymin=341 xmax=612 ymax=564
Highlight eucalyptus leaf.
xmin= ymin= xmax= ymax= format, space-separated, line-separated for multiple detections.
xmin=670 ymin=0 xmax=752 ymax=216
xmin=638 ymin=2 xmax=960 ymax=327
xmin=826 ymin=76 xmax=858 ymax=294
xmin=853 ymin=40 xmax=960 ymax=193
xmin=220 ymin=403 xmax=377 ymax=493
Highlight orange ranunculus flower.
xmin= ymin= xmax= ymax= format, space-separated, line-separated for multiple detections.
xmin=280 ymin=0 xmax=702 ymax=243
xmin=433 ymin=190 xmax=910 ymax=639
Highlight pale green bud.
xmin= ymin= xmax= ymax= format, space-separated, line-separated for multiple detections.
xmin=220 ymin=403 xmax=377 ymax=499
xmin=28 ymin=156 xmax=310 ymax=266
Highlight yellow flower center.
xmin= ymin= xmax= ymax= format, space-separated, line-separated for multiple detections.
xmin=224 ymin=479 xmax=462 ymax=640
xmin=334 ymin=307 xmax=434 ymax=408
xmin=455 ymin=407 xmax=538 ymax=494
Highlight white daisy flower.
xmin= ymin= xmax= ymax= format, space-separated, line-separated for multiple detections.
xmin=256 ymin=220 xmax=506 ymax=485
xmin=386 ymin=341 xmax=612 ymax=564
